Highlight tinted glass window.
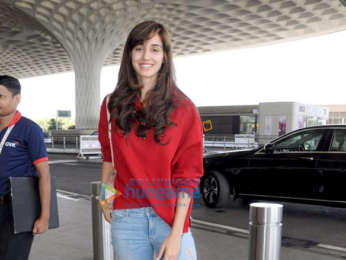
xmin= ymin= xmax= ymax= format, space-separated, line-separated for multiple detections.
xmin=274 ymin=130 xmax=323 ymax=152
xmin=330 ymin=129 xmax=346 ymax=152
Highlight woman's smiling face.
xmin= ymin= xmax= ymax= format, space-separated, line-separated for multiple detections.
xmin=131 ymin=32 xmax=164 ymax=83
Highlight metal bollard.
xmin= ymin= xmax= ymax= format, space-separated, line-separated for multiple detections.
xmin=91 ymin=182 xmax=114 ymax=260
xmin=248 ymin=202 xmax=283 ymax=260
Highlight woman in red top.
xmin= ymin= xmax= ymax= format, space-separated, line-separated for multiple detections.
xmin=98 ymin=21 xmax=203 ymax=260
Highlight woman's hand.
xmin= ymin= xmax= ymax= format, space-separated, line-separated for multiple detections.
xmin=99 ymin=162 xmax=116 ymax=223
xmin=156 ymin=232 xmax=182 ymax=260
xmin=100 ymin=202 xmax=113 ymax=223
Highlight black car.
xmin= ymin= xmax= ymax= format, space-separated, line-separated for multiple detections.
xmin=201 ymin=125 xmax=346 ymax=208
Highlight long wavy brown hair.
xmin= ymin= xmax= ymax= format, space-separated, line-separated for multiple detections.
xmin=108 ymin=21 xmax=185 ymax=144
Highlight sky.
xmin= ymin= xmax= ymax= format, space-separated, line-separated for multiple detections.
xmin=18 ymin=29 xmax=346 ymax=120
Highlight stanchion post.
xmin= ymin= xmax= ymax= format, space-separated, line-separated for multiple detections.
xmin=91 ymin=182 xmax=114 ymax=260
xmin=249 ymin=202 xmax=283 ymax=260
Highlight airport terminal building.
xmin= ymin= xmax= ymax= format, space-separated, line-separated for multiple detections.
xmin=199 ymin=102 xmax=334 ymax=144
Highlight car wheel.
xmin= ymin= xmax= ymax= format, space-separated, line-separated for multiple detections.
xmin=201 ymin=171 xmax=230 ymax=208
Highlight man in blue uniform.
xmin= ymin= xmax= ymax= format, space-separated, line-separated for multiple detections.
xmin=0 ymin=75 xmax=51 ymax=260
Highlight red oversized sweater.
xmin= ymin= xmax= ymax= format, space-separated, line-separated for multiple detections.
xmin=98 ymin=93 xmax=204 ymax=233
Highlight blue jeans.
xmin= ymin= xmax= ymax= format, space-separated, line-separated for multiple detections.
xmin=111 ymin=207 xmax=197 ymax=260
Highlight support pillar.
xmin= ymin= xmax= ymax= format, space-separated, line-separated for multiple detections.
xmin=73 ymin=59 xmax=103 ymax=129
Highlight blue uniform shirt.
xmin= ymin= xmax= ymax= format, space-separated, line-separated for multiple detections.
xmin=0 ymin=112 xmax=48 ymax=196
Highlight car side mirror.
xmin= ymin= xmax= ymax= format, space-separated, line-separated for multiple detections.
xmin=263 ymin=143 xmax=275 ymax=154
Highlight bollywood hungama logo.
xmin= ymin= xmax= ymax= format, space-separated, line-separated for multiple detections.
xmin=99 ymin=183 xmax=121 ymax=206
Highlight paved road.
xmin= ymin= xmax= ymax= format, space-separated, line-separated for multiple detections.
xmin=31 ymin=196 xmax=340 ymax=260
xmin=47 ymin=154 xmax=346 ymax=259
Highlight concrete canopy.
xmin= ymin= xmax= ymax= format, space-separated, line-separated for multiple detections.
xmin=1 ymin=0 xmax=346 ymax=128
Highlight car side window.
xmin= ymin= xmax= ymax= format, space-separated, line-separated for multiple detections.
xmin=330 ymin=130 xmax=346 ymax=152
xmin=274 ymin=131 xmax=323 ymax=152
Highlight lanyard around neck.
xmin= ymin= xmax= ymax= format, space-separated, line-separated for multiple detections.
xmin=0 ymin=125 xmax=15 ymax=155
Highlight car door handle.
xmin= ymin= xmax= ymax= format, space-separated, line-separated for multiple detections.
xmin=299 ymin=157 xmax=314 ymax=161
